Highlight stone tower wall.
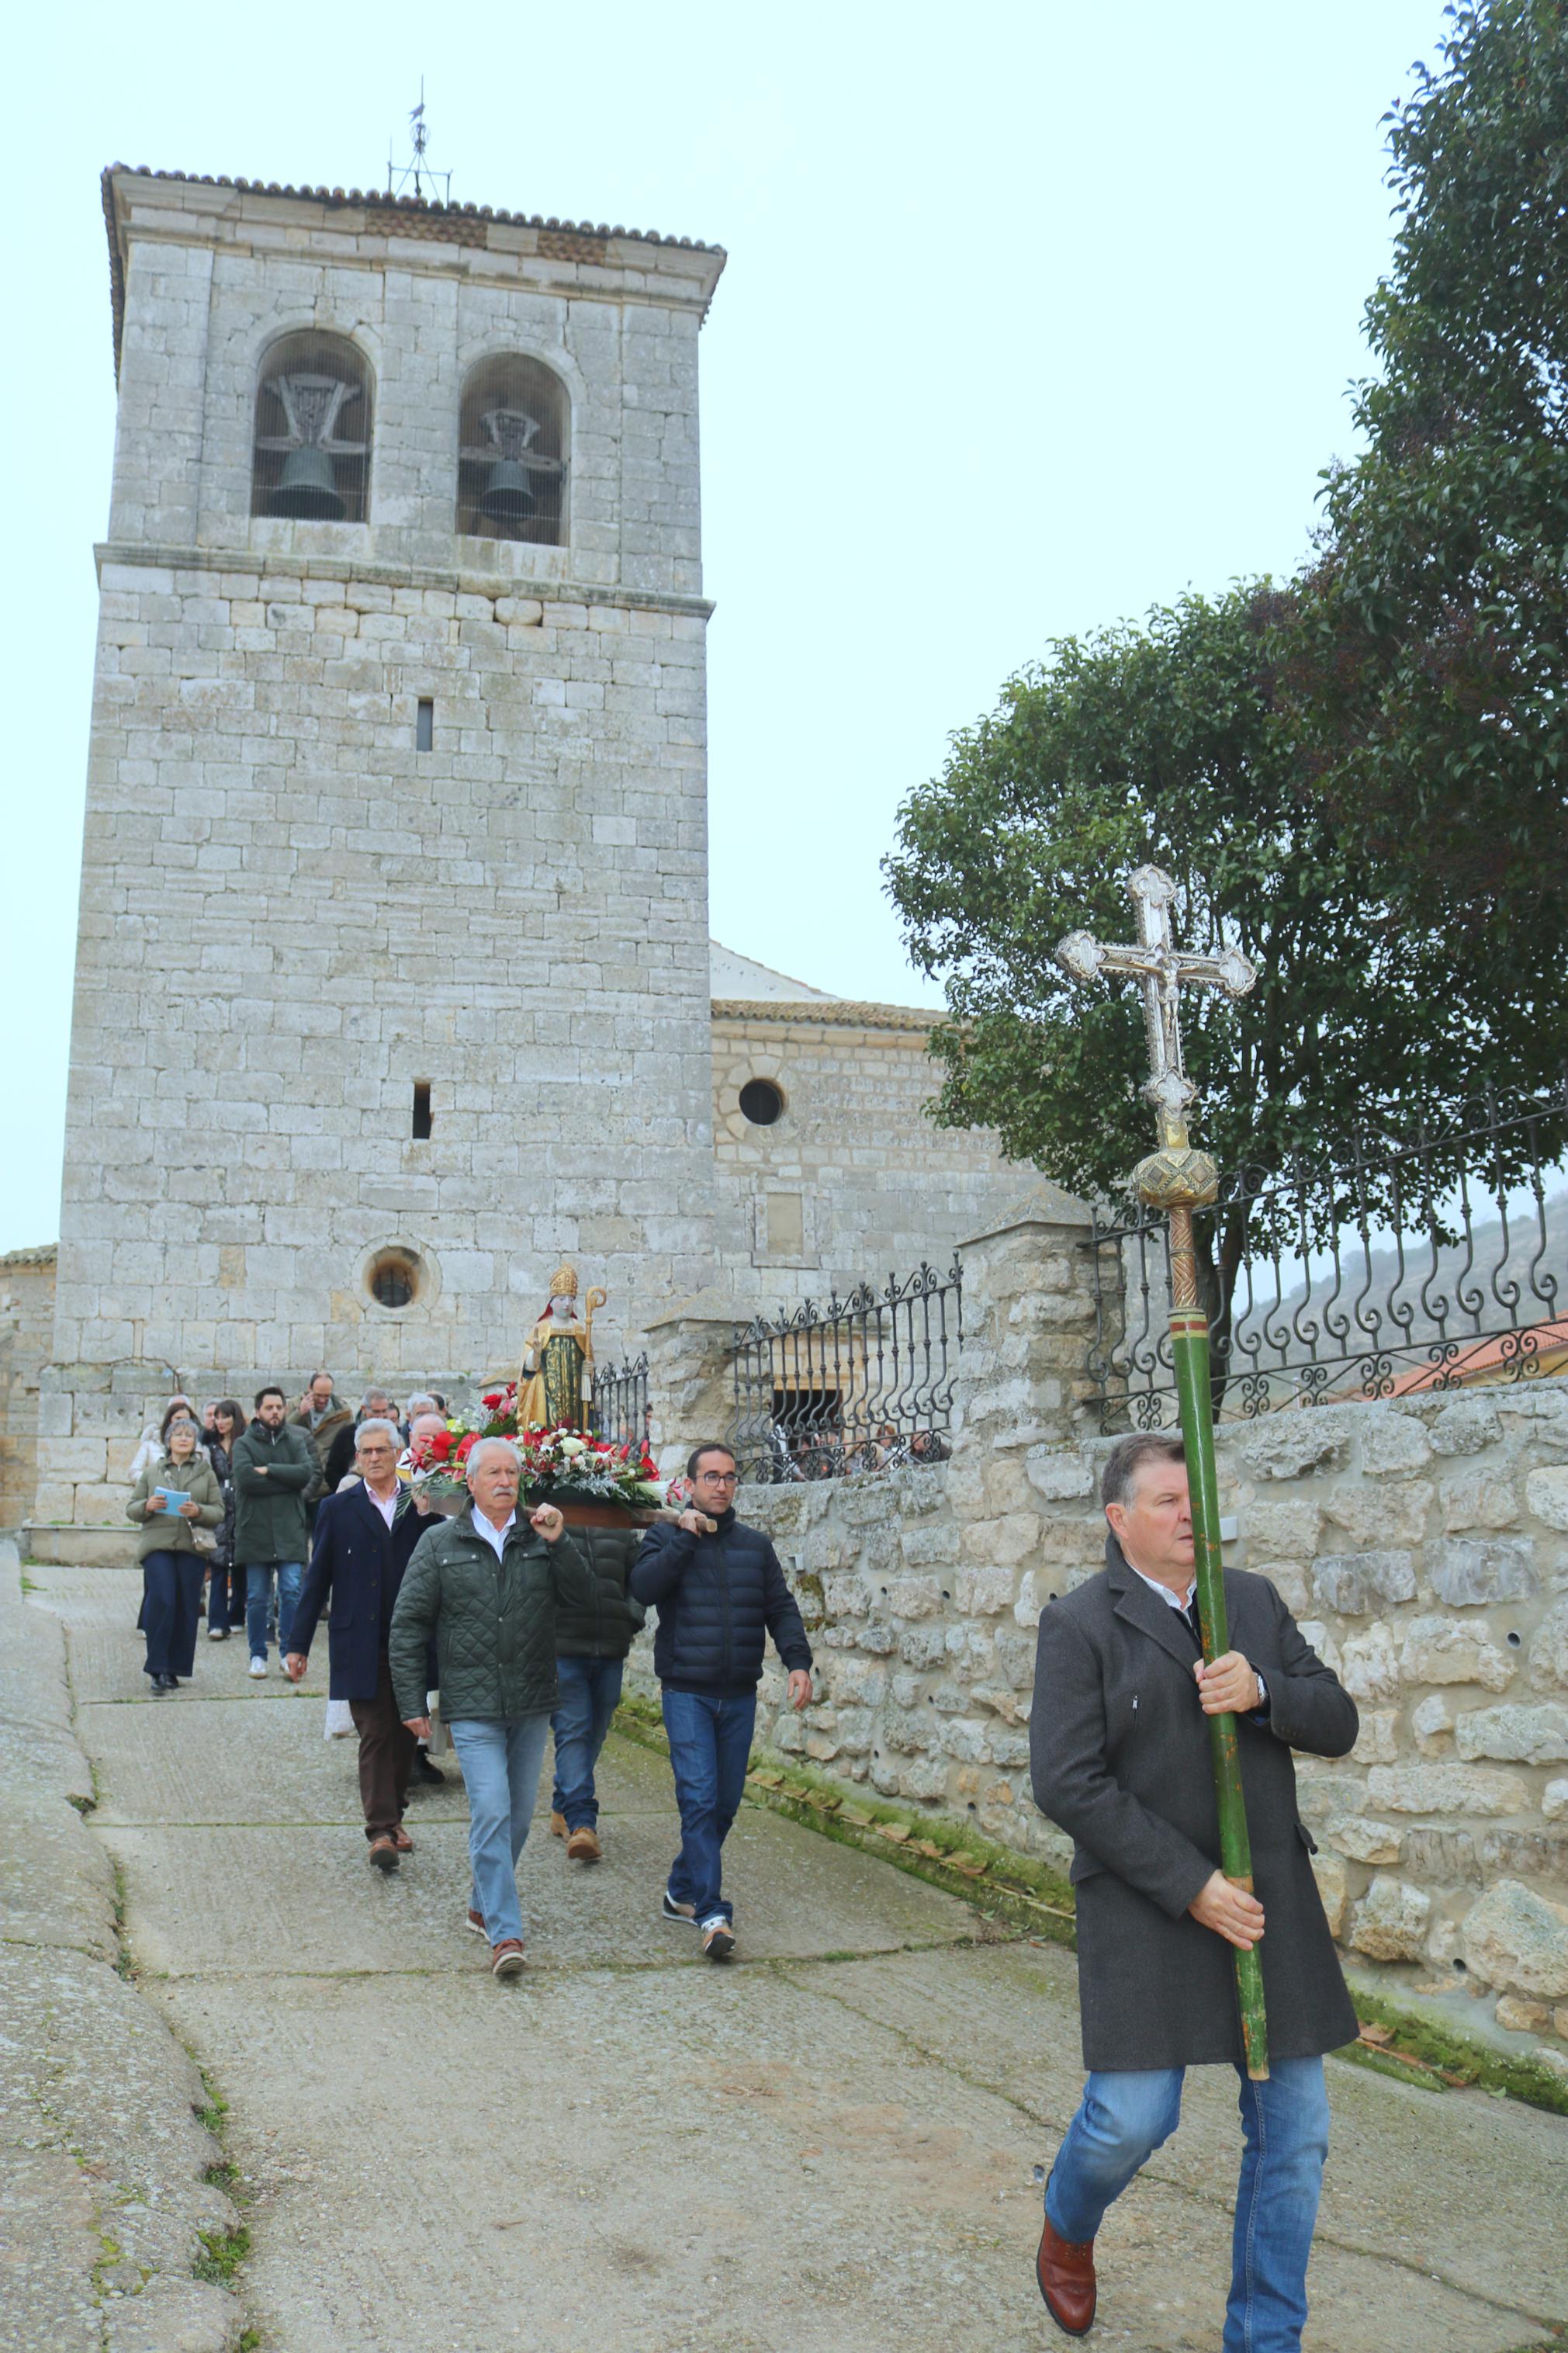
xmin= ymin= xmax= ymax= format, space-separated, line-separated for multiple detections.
xmin=43 ymin=176 xmax=726 ymax=1522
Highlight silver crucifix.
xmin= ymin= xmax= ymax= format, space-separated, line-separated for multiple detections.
xmin=1056 ymin=865 xmax=1255 ymax=1153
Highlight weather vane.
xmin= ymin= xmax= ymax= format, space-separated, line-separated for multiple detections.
xmin=1057 ymin=863 xmax=1270 ymax=2079
xmin=387 ymin=80 xmax=452 ymax=203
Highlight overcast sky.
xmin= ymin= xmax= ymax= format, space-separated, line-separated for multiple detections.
xmin=1 ymin=0 xmax=1443 ymax=1253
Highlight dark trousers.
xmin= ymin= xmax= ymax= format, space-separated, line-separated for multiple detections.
xmin=143 ymin=1551 xmax=202 ymax=1681
xmin=349 ymin=1650 xmax=417 ymax=1842
xmin=206 ymin=1563 xmax=242 ymax=1631
xmin=550 ymin=1655 xmax=625 ymax=1829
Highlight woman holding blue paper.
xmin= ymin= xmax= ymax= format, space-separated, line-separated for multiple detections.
xmin=126 ymin=1416 xmax=222 ymax=1693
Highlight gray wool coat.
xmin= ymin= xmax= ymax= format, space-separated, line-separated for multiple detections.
xmin=1030 ymin=1537 xmax=1361 ymax=2072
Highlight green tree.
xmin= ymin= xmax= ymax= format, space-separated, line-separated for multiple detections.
xmin=883 ymin=585 xmax=1566 ymax=1357
xmin=1290 ymin=0 xmax=1568 ymax=944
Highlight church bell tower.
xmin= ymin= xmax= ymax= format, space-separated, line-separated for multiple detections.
xmin=37 ymin=166 xmax=725 ymax=1528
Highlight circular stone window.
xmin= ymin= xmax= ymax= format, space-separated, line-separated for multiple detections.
xmin=739 ymin=1077 xmax=785 ymax=1126
xmin=366 ymin=1247 xmax=423 ymax=1311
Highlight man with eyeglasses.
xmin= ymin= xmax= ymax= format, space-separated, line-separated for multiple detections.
xmin=284 ymin=1418 xmax=433 ymax=1869
xmin=631 ymin=1442 xmax=814 ymax=1960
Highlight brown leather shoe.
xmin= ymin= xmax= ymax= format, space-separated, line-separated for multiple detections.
xmin=566 ymin=1825 xmax=602 ymax=1863
xmin=1037 ymin=2209 xmax=1096 ymax=2336
xmin=490 ymin=1938 xmax=526 ymax=1978
xmin=392 ymin=1826 xmax=413 ymax=1853
xmin=369 ymin=1835 xmax=399 ymax=1872
xmin=549 ymin=1811 xmax=567 ymax=1838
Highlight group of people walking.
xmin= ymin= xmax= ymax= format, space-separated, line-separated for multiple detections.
xmin=125 ymin=1387 xmax=812 ymax=1978
xmin=282 ymin=1429 xmax=810 ymax=1974
xmin=123 ymin=1378 xmax=1362 ymax=2348
xmin=126 ymin=1376 xmax=449 ymax=1689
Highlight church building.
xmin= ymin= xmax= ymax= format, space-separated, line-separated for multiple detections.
xmin=22 ymin=165 xmax=1013 ymax=1537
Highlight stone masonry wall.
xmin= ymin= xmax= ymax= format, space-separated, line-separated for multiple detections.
xmin=709 ymin=1003 xmax=1016 ymax=1306
xmin=0 ymin=1251 xmax=57 ymax=1533
xmin=633 ymin=1188 xmax=1568 ymax=2050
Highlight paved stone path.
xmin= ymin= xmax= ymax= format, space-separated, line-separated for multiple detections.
xmin=12 ymin=1561 xmax=1568 ymax=2352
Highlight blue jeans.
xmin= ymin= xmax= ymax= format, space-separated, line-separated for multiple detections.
xmin=244 ymin=1561 xmax=303 ymax=1661
xmin=551 ymin=1656 xmax=625 ymax=1829
xmin=661 ymin=1688 xmax=756 ymax=1926
xmin=1047 ymin=2057 xmax=1330 ymax=2353
xmin=448 ymin=1712 xmax=552 ymax=1946
xmin=143 ymin=1551 xmax=202 ymax=1680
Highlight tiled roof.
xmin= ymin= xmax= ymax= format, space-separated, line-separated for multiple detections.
xmin=101 ymin=165 xmax=725 ymax=369
xmin=710 ymin=997 xmax=942 ymax=1034
xmin=0 ymin=1244 xmax=57 ymax=1268
xmin=1382 ymin=1319 xmax=1568 ymax=1394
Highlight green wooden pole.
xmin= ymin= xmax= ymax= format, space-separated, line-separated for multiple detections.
xmin=1056 ymin=865 xmax=1269 ymax=2077
xmin=1169 ymin=1207 xmax=1269 ymax=2080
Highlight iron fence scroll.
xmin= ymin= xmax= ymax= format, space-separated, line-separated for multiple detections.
xmin=1085 ymin=1078 xmax=1568 ymax=1432
xmin=590 ymin=1353 xmax=650 ymax=1452
xmin=731 ymin=1260 xmax=964 ymax=1482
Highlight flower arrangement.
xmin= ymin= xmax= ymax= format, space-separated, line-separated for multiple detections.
xmin=399 ymin=1383 xmax=665 ymax=1517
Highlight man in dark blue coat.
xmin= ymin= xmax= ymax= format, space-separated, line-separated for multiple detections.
xmin=631 ymin=1442 xmax=813 ymax=1960
xmin=285 ymin=1418 xmax=433 ymax=1870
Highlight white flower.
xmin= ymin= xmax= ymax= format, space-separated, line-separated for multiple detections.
xmin=559 ymin=1436 xmax=587 ymax=1457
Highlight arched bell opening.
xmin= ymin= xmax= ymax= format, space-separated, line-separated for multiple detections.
xmin=251 ymin=331 xmax=373 ymax=523
xmin=456 ymin=353 xmax=569 ymax=545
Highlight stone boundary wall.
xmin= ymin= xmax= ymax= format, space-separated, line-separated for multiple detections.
xmin=0 ymin=1249 xmax=56 ymax=1533
xmin=631 ymin=1189 xmax=1568 ymax=2053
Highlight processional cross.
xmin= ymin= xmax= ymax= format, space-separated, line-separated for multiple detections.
xmin=1056 ymin=864 xmax=1269 ymax=2079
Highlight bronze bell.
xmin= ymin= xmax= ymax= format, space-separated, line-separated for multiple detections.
xmin=269 ymin=445 xmax=344 ymax=520
xmin=479 ymin=458 xmax=535 ymax=520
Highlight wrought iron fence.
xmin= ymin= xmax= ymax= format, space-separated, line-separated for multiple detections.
xmin=731 ymin=1261 xmax=964 ymax=1482
xmin=1086 ymin=1078 xmax=1568 ymax=1432
xmin=590 ymin=1353 xmax=650 ymax=1452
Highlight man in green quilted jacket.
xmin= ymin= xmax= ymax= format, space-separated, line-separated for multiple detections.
xmin=390 ymin=1437 xmax=594 ymax=1978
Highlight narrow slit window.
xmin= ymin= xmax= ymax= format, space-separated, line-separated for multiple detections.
xmin=415 ymin=698 xmax=434 ymax=752
xmin=412 ymin=1081 xmax=432 ymax=1140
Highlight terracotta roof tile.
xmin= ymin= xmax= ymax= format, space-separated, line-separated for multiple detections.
xmin=101 ymin=165 xmax=725 ymax=371
xmin=710 ymin=997 xmax=942 ymax=1034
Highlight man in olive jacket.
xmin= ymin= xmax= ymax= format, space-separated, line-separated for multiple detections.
xmin=232 ymin=1386 xmax=315 ymax=1675
xmin=1029 ymin=1431 xmax=1359 ymax=2348
xmin=389 ymin=1438 xmax=594 ymax=1977
xmin=549 ymin=1523 xmax=645 ymax=1863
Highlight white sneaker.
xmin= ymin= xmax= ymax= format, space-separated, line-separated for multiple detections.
xmin=207 ymin=1626 xmax=227 ymax=1641
xmin=248 ymin=1656 xmax=267 ymax=1679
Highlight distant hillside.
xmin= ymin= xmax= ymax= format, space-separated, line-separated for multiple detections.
xmin=1227 ymin=1189 xmax=1568 ymax=1371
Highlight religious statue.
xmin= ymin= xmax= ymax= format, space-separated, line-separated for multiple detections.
xmin=517 ymin=1265 xmax=607 ymax=1432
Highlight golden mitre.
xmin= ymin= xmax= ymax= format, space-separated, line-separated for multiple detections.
xmin=548 ymin=1264 xmax=579 ymax=1299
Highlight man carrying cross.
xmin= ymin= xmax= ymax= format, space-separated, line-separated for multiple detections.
xmin=1032 ymin=868 xmax=1362 ymax=2350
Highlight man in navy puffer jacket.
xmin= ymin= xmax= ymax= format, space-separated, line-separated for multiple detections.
xmin=631 ymin=1442 xmax=813 ymax=1960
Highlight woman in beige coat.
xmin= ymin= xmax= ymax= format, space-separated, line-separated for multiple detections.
xmin=126 ymin=1416 xmax=221 ymax=1692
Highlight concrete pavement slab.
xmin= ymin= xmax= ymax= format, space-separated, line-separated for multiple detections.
xmin=79 ymin=1692 xmax=672 ymax=1827
xmin=100 ymin=1796 xmax=981 ymax=1979
xmin=152 ymin=1962 xmax=1554 ymax=2353
xmin=769 ymin=1939 xmax=1568 ymax=2331
xmin=22 ymin=1562 xmax=1568 ymax=2353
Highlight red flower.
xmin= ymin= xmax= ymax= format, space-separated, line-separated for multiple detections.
xmin=482 ymin=1391 xmax=504 ymax=1411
